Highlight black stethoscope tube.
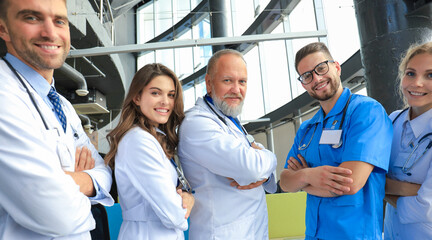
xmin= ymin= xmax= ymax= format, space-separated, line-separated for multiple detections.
xmin=2 ymin=57 xmax=49 ymax=130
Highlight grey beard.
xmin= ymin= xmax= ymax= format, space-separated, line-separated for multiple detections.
xmin=211 ymin=92 xmax=244 ymax=117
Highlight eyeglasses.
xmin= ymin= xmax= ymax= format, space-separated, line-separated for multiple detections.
xmin=298 ymin=60 xmax=335 ymax=85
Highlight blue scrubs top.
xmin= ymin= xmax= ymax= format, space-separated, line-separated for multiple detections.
xmin=285 ymin=88 xmax=393 ymax=240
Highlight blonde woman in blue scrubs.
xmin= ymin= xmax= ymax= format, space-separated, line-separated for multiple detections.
xmin=105 ymin=63 xmax=194 ymax=240
xmin=384 ymin=42 xmax=432 ymax=239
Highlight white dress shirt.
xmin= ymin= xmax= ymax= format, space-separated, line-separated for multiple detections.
xmin=384 ymin=108 xmax=432 ymax=239
xmin=178 ymin=97 xmax=277 ymax=240
xmin=115 ymin=127 xmax=188 ymax=240
xmin=0 ymin=55 xmax=113 ymax=239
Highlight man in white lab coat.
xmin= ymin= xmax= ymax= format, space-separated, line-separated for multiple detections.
xmin=178 ymin=49 xmax=277 ymax=239
xmin=0 ymin=0 xmax=113 ymax=239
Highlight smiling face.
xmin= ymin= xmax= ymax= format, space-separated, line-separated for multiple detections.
xmin=297 ymin=51 xmax=342 ymax=103
xmin=205 ymin=53 xmax=247 ymax=117
xmin=134 ymin=75 xmax=176 ymax=128
xmin=0 ymin=0 xmax=70 ymax=82
xmin=401 ymin=53 xmax=432 ymax=118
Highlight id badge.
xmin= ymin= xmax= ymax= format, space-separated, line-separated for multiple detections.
xmin=319 ymin=129 xmax=342 ymax=145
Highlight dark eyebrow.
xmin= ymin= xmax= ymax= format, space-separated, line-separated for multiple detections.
xmin=149 ymin=87 xmax=162 ymax=91
xmin=16 ymin=9 xmax=68 ymax=22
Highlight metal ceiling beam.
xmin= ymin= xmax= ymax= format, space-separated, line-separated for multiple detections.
xmin=68 ymin=30 xmax=327 ymax=58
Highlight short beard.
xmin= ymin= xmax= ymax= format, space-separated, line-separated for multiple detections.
xmin=310 ymin=77 xmax=341 ymax=101
xmin=211 ymin=86 xmax=244 ymax=117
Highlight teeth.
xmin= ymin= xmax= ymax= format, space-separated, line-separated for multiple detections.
xmin=315 ymin=82 xmax=327 ymax=90
xmin=40 ymin=45 xmax=58 ymax=50
xmin=156 ymin=109 xmax=168 ymax=113
xmin=409 ymin=91 xmax=426 ymax=96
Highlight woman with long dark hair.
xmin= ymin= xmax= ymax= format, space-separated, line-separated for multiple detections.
xmin=105 ymin=63 xmax=194 ymax=239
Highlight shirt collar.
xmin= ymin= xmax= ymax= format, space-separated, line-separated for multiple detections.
xmin=406 ymin=107 xmax=432 ymax=138
xmin=4 ymin=53 xmax=53 ymax=98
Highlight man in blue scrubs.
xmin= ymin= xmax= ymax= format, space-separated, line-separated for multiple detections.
xmin=280 ymin=42 xmax=392 ymax=239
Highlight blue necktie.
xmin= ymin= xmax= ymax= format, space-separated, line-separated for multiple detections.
xmin=48 ymin=87 xmax=67 ymax=132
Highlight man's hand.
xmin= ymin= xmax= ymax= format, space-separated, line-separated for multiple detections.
xmin=228 ymin=177 xmax=267 ymax=190
xmin=177 ymin=189 xmax=195 ymax=219
xmin=305 ymin=165 xmax=353 ymax=195
xmin=287 ymin=154 xmax=309 ymax=171
xmin=75 ymin=147 xmax=95 ymax=172
xmin=64 ymin=146 xmax=96 ymax=197
xmin=251 ymin=142 xmax=262 ymax=150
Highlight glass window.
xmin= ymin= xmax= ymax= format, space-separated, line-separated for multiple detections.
xmin=323 ymin=0 xmax=360 ymax=63
xmin=288 ymin=0 xmax=319 ymax=99
xmin=137 ymin=3 xmax=154 ymax=43
xmin=231 ymin=0 xmax=255 ymax=35
xmin=261 ymin=25 xmax=291 ymax=112
xmin=192 ymin=17 xmax=212 ymax=72
xmin=156 ymin=49 xmax=175 ymax=71
xmin=255 ymin=0 xmax=271 ymax=16
xmin=183 ymin=86 xmax=196 ymax=110
xmin=241 ymin=47 xmax=265 ymax=121
xmin=195 ymin=80 xmax=206 ymax=100
xmin=137 ymin=51 xmax=155 ymax=69
xmin=176 ymin=0 xmax=190 ymax=23
xmin=191 ymin=0 xmax=203 ymax=10
xmin=155 ymin=0 xmax=173 ymax=36
xmin=175 ymin=30 xmax=194 ymax=79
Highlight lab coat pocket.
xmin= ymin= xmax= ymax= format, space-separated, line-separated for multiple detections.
xmin=214 ymin=214 xmax=255 ymax=240
xmin=331 ymin=189 xmax=364 ymax=206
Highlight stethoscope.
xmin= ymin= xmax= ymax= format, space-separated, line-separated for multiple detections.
xmin=2 ymin=57 xmax=49 ymax=130
xmin=392 ymin=108 xmax=432 ymax=175
xmin=2 ymin=57 xmax=79 ymax=139
xmin=298 ymin=95 xmax=352 ymax=150
xmin=170 ymin=158 xmax=195 ymax=194
xmin=203 ymin=95 xmax=255 ymax=145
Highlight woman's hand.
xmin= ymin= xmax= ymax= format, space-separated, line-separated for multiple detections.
xmin=177 ymin=189 xmax=195 ymax=219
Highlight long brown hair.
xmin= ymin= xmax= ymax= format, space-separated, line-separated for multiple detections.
xmin=105 ymin=63 xmax=184 ymax=168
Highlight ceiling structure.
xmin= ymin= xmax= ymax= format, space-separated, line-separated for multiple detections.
xmin=0 ymin=0 xmax=370 ymax=134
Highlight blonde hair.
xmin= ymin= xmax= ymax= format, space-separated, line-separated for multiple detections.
xmin=397 ymin=42 xmax=432 ymax=107
xmin=105 ymin=63 xmax=184 ymax=168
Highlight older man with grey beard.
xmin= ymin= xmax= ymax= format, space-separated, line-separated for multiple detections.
xmin=178 ymin=49 xmax=277 ymax=240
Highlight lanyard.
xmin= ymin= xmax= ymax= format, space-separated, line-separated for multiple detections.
xmin=203 ymin=95 xmax=254 ymax=145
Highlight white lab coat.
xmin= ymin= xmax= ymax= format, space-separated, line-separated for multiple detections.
xmin=384 ymin=108 xmax=432 ymax=239
xmin=0 ymin=58 xmax=113 ymax=239
xmin=115 ymin=127 xmax=187 ymax=240
xmin=178 ymin=97 xmax=277 ymax=240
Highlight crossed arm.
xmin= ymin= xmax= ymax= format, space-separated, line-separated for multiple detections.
xmin=64 ymin=147 xmax=96 ymax=197
xmin=228 ymin=142 xmax=268 ymax=190
xmin=280 ymin=154 xmax=374 ymax=197
xmin=384 ymin=177 xmax=421 ymax=208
